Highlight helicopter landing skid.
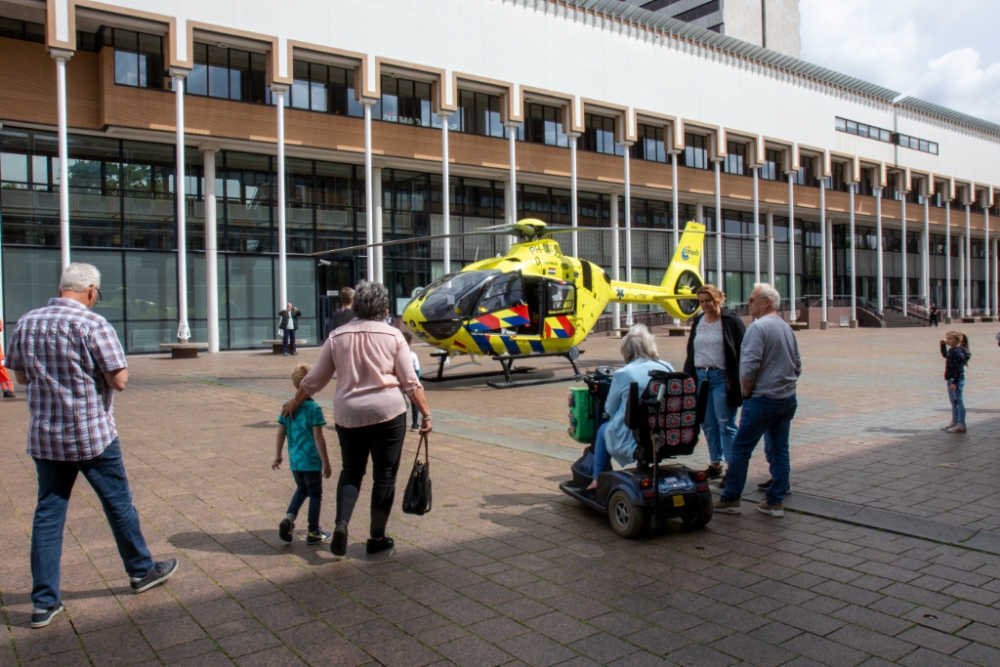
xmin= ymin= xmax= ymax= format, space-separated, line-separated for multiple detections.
xmin=486 ymin=349 xmax=584 ymax=389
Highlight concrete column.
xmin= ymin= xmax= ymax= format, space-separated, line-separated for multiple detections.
xmin=985 ymin=206 xmax=991 ymax=317
xmin=766 ymin=210 xmax=775 ymax=285
xmin=363 ymin=100 xmax=375 ymax=281
xmin=373 ymin=166 xmax=383 ymax=282
xmin=788 ymin=175 xmax=797 ymax=321
xmin=670 ymin=150 xmax=680 ymax=325
xmin=875 ymin=187 xmax=883 ymax=314
xmin=850 ymin=183 xmax=857 ymax=327
xmin=171 ymin=68 xmax=191 ymax=342
xmin=820 ymin=177 xmax=828 ymax=329
xmin=440 ymin=110 xmax=454 ymax=275
xmin=52 ymin=49 xmax=73 ymax=269
xmin=714 ymin=159 xmax=723 ymax=291
xmin=965 ymin=202 xmax=972 ymax=316
xmin=924 ymin=196 xmax=931 ymax=309
xmin=959 ymin=234 xmax=965 ymax=317
xmin=203 ymin=147 xmax=219 ymax=353
xmin=569 ymin=133 xmax=580 ymax=257
xmin=610 ymin=193 xmax=620 ymax=330
xmin=695 ymin=203 xmax=704 ymax=277
xmin=827 ymin=217 xmax=835 ymax=300
xmin=272 ymin=83 xmax=288 ymax=310
xmin=901 ymin=192 xmax=907 ymax=316
xmin=752 ymin=165 xmax=761 ymax=283
xmin=995 ymin=237 xmax=999 ymax=320
xmin=945 ymin=200 xmax=952 ymax=322
xmin=623 ymin=142 xmax=634 ymax=325
xmin=505 ymin=122 xmax=520 ymax=250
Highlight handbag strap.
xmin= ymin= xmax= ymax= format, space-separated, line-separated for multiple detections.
xmin=413 ymin=431 xmax=430 ymax=473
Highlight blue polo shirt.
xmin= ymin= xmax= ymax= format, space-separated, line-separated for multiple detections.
xmin=277 ymin=399 xmax=326 ymax=471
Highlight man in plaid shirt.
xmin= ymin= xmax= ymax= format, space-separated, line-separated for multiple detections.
xmin=5 ymin=263 xmax=179 ymax=629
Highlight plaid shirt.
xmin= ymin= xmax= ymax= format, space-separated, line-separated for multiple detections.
xmin=4 ymin=298 xmax=127 ymax=461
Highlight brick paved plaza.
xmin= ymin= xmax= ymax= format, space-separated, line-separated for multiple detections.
xmin=3 ymin=324 xmax=1000 ymax=667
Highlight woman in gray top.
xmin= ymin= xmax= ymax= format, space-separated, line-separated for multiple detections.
xmin=682 ymin=285 xmax=746 ymax=483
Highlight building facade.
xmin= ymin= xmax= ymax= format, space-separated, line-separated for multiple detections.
xmin=1 ymin=0 xmax=998 ymax=354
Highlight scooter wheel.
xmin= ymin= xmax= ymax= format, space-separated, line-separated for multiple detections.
xmin=608 ymin=491 xmax=646 ymax=538
xmin=683 ymin=498 xmax=714 ymax=529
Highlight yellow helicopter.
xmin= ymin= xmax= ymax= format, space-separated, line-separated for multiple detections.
xmin=315 ymin=219 xmax=707 ymax=387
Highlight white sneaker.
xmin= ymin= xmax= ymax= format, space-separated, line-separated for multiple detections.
xmin=940 ymin=422 xmax=957 ymax=431
xmin=757 ymin=502 xmax=784 ymax=517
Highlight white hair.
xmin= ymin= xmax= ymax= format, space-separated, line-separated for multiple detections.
xmin=59 ymin=263 xmax=101 ymax=293
xmin=621 ymin=323 xmax=659 ymax=364
xmin=754 ymin=282 xmax=781 ymax=309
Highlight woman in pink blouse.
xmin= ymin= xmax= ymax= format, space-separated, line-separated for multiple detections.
xmin=284 ymin=282 xmax=432 ymax=557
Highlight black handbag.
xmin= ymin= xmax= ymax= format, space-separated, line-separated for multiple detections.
xmin=402 ymin=432 xmax=432 ymax=515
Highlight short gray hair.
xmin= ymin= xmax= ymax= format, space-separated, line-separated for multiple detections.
xmin=620 ymin=323 xmax=659 ymax=364
xmin=59 ymin=263 xmax=101 ymax=293
xmin=754 ymin=282 xmax=781 ymax=309
xmin=353 ymin=281 xmax=390 ymax=320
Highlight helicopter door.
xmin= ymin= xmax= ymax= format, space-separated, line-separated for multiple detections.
xmin=543 ymin=279 xmax=577 ymax=339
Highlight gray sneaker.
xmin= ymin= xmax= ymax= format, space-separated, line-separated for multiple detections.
xmin=757 ymin=501 xmax=784 ymax=517
xmin=131 ymin=559 xmax=179 ymax=593
xmin=30 ymin=603 xmax=65 ymax=628
xmin=714 ymin=498 xmax=741 ymax=514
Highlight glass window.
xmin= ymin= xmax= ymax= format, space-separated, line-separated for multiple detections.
xmin=724 ymin=141 xmax=746 ymax=176
xmin=583 ymin=114 xmax=619 ymax=156
xmin=632 ymin=124 xmax=665 ymax=163
xmin=109 ymin=28 xmax=164 ymax=90
xmin=477 ymin=273 xmax=523 ymax=314
xmin=684 ymin=133 xmax=708 ymax=170
xmin=546 ymin=281 xmax=575 ymax=314
xmin=523 ymin=104 xmax=568 ymax=147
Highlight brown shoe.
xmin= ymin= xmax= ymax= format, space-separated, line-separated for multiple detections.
xmin=757 ymin=501 xmax=784 ymax=517
xmin=714 ymin=498 xmax=741 ymax=514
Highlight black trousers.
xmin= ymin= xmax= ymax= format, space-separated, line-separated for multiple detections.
xmin=334 ymin=413 xmax=406 ymax=538
xmin=282 ymin=328 xmax=297 ymax=354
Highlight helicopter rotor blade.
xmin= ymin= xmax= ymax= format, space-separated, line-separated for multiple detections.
xmin=309 ymin=223 xmax=520 ymax=257
xmin=542 ymin=227 xmax=774 ymax=240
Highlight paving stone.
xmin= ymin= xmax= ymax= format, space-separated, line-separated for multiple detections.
xmin=895 ymin=626 xmax=971 ymax=656
xmin=567 ymin=633 xmax=638 ymax=663
xmin=781 ymin=632 xmax=870 ymax=667
xmin=826 ymin=624 xmax=917 ymax=661
xmin=499 ymin=632 xmax=577 ymax=667
xmin=902 ymin=606 xmax=973 ymax=634
xmin=437 ymin=636 xmax=513 ymax=667
xmin=711 ymin=632 xmax=798 ymax=667
xmin=525 ymin=612 xmax=598 ymax=644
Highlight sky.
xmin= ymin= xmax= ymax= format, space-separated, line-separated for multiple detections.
xmin=799 ymin=0 xmax=1000 ymax=124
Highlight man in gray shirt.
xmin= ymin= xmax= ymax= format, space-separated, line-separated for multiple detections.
xmin=715 ymin=283 xmax=801 ymax=518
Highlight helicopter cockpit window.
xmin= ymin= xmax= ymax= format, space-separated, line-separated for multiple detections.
xmin=418 ymin=270 xmax=500 ymax=321
xmin=476 ymin=273 xmax=524 ymax=314
xmin=546 ymin=281 xmax=575 ymax=315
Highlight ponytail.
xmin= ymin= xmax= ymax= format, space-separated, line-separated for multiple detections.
xmin=962 ymin=334 xmax=971 ymax=364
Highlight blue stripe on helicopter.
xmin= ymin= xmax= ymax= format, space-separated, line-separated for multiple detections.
xmin=501 ymin=337 xmax=520 ymax=355
xmin=552 ymin=329 xmax=571 ymax=339
xmin=466 ymin=321 xmax=492 ymax=333
xmin=469 ymin=334 xmax=494 ymax=354
xmin=504 ymin=314 xmax=531 ymax=326
xmin=528 ymin=340 xmax=545 ymax=353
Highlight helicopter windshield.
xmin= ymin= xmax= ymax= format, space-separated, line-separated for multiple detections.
xmin=418 ymin=270 xmax=501 ymax=321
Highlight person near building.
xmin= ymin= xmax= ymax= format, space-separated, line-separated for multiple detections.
xmin=929 ymin=303 xmax=939 ymax=327
xmin=682 ymin=285 xmax=746 ymax=486
xmin=332 ymin=287 xmax=355 ymax=331
xmin=282 ymin=281 xmax=432 ymax=557
xmin=940 ymin=330 xmax=970 ymax=434
xmin=402 ymin=331 xmax=423 ymax=431
xmin=0 ymin=321 xmax=14 ymax=398
xmin=278 ymin=303 xmax=301 ymax=356
xmin=4 ymin=263 xmax=178 ymax=629
xmin=715 ymin=283 xmax=801 ymax=518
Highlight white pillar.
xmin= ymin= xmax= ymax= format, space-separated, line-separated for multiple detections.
xmin=440 ymin=110 xmax=453 ymax=275
xmin=569 ymin=133 xmax=579 ymax=257
xmin=373 ymin=166 xmax=383 ymax=282
xmin=203 ymin=148 xmax=220 ymax=353
xmin=986 ymin=206 xmax=991 ymax=317
xmin=714 ymin=160 xmax=723 ymax=292
xmin=788 ymin=175 xmax=797 ymax=321
xmin=670 ymin=150 xmax=680 ymax=325
xmin=959 ymin=234 xmax=965 ymax=316
xmin=875 ymin=187 xmax=883 ymax=314
xmin=766 ymin=210 xmax=775 ymax=285
xmin=753 ymin=165 xmax=761 ymax=283
xmin=945 ymin=200 xmax=951 ymax=320
xmin=363 ymin=100 xmax=375 ymax=281
xmin=924 ymin=195 xmax=931 ymax=309
xmin=827 ymin=217 xmax=835 ymax=299
xmin=505 ymin=122 xmax=519 ymax=251
xmin=820 ymin=178 xmax=827 ymax=327
xmin=623 ymin=142 xmax=633 ymax=325
xmin=994 ymin=237 xmax=999 ymax=320
xmin=965 ymin=203 xmax=972 ymax=316
xmin=695 ymin=202 xmax=704 ymax=277
xmin=272 ymin=84 xmax=288 ymax=310
xmin=850 ymin=183 xmax=857 ymax=326
xmin=171 ymin=68 xmax=190 ymax=342
xmin=901 ymin=191 xmax=908 ymax=316
xmin=53 ymin=50 xmax=73 ymax=269
xmin=610 ymin=193 xmax=621 ymax=330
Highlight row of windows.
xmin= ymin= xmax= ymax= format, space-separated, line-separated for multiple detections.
xmin=836 ymin=117 xmax=940 ymax=155
xmin=896 ymin=133 xmax=940 ymax=155
xmin=675 ymin=0 xmax=720 ymax=22
xmin=0 ymin=17 xmax=98 ymax=51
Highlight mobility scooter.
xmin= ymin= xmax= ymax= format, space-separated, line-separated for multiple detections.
xmin=560 ymin=366 xmax=714 ymax=538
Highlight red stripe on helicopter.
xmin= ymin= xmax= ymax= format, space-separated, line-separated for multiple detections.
xmin=556 ymin=316 xmax=576 ymax=337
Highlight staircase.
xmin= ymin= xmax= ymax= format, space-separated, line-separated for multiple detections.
xmin=883 ymin=311 xmax=927 ymax=328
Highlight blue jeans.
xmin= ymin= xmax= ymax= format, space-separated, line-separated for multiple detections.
xmin=592 ymin=422 xmax=612 ymax=481
xmin=282 ymin=328 xmax=297 ymax=354
xmin=948 ymin=378 xmax=966 ymax=425
xmin=697 ymin=369 xmax=738 ymax=466
xmin=31 ymin=439 xmax=155 ymax=608
xmin=287 ymin=471 xmax=324 ymax=533
xmin=721 ymin=395 xmax=797 ymax=506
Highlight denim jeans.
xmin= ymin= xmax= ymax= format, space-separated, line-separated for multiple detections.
xmin=697 ymin=369 xmax=738 ymax=466
xmin=282 ymin=328 xmax=297 ymax=354
xmin=592 ymin=422 xmax=612 ymax=481
xmin=287 ymin=471 xmax=324 ymax=533
xmin=720 ymin=394 xmax=798 ymax=506
xmin=948 ymin=378 xmax=966 ymax=425
xmin=31 ymin=439 xmax=155 ymax=608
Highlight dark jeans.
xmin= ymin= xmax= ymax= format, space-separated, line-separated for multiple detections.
xmin=287 ymin=471 xmax=323 ymax=533
xmin=334 ymin=413 xmax=406 ymax=538
xmin=721 ymin=394 xmax=797 ymax=506
xmin=31 ymin=439 xmax=155 ymax=608
xmin=282 ymin=328 xmax=297 ymax=354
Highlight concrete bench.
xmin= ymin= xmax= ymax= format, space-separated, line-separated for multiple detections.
xmin=159 ymin=343 xmax=208 ymax=359
xmin=980 ymin=316 xmax=997 ymax=323
xmin=789 ymin=321 xmax=809 ymax=331
xmin=663 ymin=327 xmax=690 ymax=337
xmin=262 ymin=339 xmax=309 ymax=354
xmin=961 ymin=317 xmax=979 ymax=324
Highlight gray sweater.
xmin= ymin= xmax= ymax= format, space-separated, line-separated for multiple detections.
xmin=739 ymin=315 xmax=802 ymax=399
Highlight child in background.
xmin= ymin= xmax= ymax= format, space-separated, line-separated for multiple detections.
xmin=940 ymin=330 xmax=970 ymax=434
xmin=403 ymin=331 xmax=422 ymax=431
xmin=273 ymin=364 xmax=333 ymax=544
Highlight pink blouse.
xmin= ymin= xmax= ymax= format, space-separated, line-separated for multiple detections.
xmin=300 ymin=319 xmax=422 ymax=428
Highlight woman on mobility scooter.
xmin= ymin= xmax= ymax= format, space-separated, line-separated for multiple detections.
xmin=585 ymin=324 xmax=673 ymax=491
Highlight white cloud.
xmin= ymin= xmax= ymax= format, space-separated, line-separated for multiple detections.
xmin=800 ymin=0 xmax=1000 ymax=123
